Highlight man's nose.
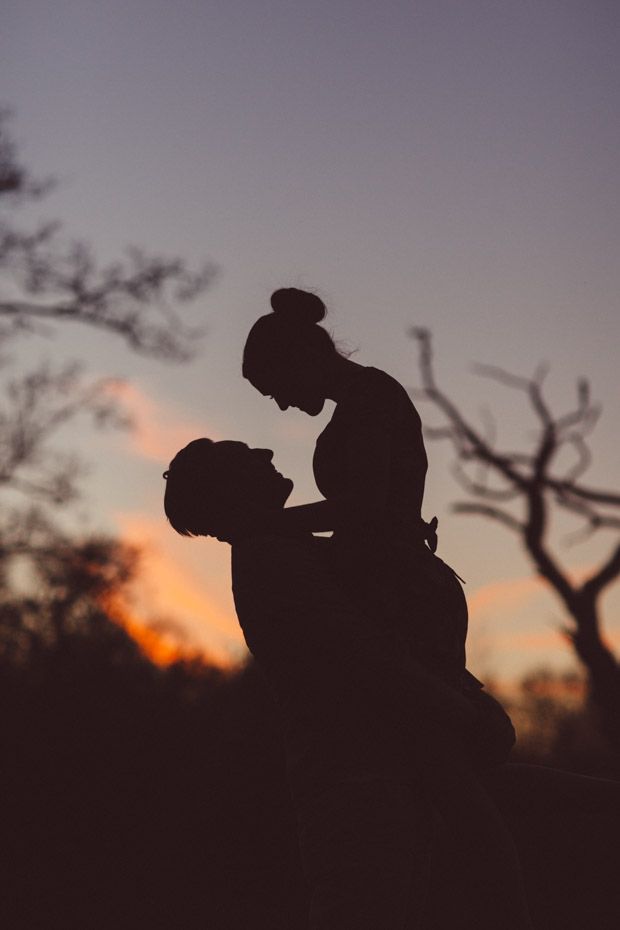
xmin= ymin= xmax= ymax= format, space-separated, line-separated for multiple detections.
xmin=276 ymin=399 xmax=289 ymax=411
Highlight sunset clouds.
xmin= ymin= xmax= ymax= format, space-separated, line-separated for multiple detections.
xmin=466 ymin=570 xmax=620 ymax=677
xmin=113 ymin=512 xmax=246 ymax=667
xmin=468 ymin=575 xmax=546 ymax=620
xmin=103 ymin=381 xmax=217 ymax=464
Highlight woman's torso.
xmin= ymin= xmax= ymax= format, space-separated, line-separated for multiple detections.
xmin=313 ymin=365 xmax=428 ymax=538
xmin=313 ymin=365 xmax=466 ymax=684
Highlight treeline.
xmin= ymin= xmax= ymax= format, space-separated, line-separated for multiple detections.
xmin=1 ymin=620 xmax=305 ymax=929
xmin=1 ymin=583 xmax=617 ymax=930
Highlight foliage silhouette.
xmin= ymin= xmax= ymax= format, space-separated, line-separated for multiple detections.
xmin=2 ymin=605 xmax=618 ymax=930
xmin=0 ymin=105 xmax=214 ymax=657
xmin=0 ymin=107 xmax=215 ymax=361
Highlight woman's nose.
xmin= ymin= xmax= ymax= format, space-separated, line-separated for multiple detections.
xmin=256 ymin=448 xmax=273 ymax=462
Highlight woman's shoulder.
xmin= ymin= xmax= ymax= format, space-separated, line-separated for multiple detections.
xmin=351 ymin=365 xmax=419 ymax=420
xmin=363 ymin=365 xmax=407 ymax=393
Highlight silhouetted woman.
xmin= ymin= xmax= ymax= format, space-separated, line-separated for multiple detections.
xmin=242 ymin=288 xmax=495 ymax=703
xmin=242 ymin=288 xmax=536 ymax=928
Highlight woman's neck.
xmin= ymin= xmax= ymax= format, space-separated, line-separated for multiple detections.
xmin=323 ymin=356 xmax=365 ymax=403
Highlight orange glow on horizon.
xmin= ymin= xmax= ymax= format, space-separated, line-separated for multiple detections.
xmin=115 ymin=512 xmax=245 ymax=664
xmin=112 ymin=512 xmax=620 ymax=679
xmin=100 ymin=591 xmax=235 ymax=669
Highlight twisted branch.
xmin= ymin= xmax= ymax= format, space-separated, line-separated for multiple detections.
xmin=411 ymin=327 xmax=620 ymax=685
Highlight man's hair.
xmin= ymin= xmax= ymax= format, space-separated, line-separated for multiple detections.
xmin=163 ymin=438 xmax=220 ymax=537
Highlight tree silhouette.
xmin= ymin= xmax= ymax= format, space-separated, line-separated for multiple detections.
xmin=0 ymin=108 xmax=216 ymax=361
xmin=0 ymin=505 xmax=142 ymax=661
xmin=0 ymin=105 xmax=215 ymax=665
xmin=411 ymin=328 xmax=620 ymax=741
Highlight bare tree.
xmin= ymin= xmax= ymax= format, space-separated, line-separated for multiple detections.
xmin=0 ymin=361 xmax=133 ymax=505
xmin=411 ymin=328 xmax=620 ymax=738
xmin=0 ymin=107 xmax=215 ymax=658
xmin=0 ymin=107 xmax=216 ymax=505
xmin=0 ymin=108 xmax=215 ymax=504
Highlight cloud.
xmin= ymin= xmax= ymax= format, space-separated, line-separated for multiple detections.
xmin=467 ymin=565 xmax=600 ymax=626
xmin=102 ymin=591 xmax=210 ymax=667
xmin=103 ymin=381 xmax=217 ymax=463
xmin=466 ymin=570 xmax=620 ymax=682
xmin=468 ymin=575 xmax=546 ymax=619
xmin=114 ymin=512 xmax=246 ymax=667
xmin=490 ymin=629 xmax=568 ymax=651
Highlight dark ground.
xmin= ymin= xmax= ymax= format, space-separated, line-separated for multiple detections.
xmin=1 ymin=633 xmax=618 ymax=930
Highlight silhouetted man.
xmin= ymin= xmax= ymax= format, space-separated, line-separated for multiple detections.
xmin=163 ymin=440 xmax=527 ymax=929
xmin=163 ymin=439 xmax=620 ymax=930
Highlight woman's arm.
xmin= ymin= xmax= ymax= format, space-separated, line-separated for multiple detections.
xmin=272 ymin=445 xmax=390 ymax=536
xmin=225 ymin=498 xmax=336 ymax=539
xmin=271 ymin=499 xmax=337 ymax=534
xmin=269 ymin=402 xmax=393 ymax=536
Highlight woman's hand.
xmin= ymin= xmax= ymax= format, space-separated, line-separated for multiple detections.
xmin=220 ymin=499 xmax=336 ymax=541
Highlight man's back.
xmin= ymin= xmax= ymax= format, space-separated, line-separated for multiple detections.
xmin=232 ymin=534 xmax=411 ymax=797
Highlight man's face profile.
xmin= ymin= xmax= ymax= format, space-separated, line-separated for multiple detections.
xmin=214 ymin=441 xmax=294 ymax=510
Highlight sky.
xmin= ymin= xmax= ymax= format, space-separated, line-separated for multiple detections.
xmin=2 ymin=0 xmax=619 ymax=681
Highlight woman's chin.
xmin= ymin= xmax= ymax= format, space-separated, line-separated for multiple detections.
xmin=303 ymin=399 xmax=325 ymax=417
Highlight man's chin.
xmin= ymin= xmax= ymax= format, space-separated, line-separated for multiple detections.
xmin=280 ymin=477 xmax=294 ymax=503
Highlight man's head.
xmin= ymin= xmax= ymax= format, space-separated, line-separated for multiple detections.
xmin=163 ymin=438 xmax=293 ymax=541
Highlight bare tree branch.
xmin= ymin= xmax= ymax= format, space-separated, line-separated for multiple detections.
xmin=451 ymin=502 xmax=524 ymax=533
xmin=410 ymin=328 xmax=530 ymax=489
xmin=582 ymin=543 xmax=620 ymax=601
xmin=451 ymin=460 xmax=522 ymax=502
xmin=0 ymin=109 xmax=216 ymax=360
xmin=411 ymin=328 xmax=620 ymax=728
xmin=0 ymin=362 xmax=131 ymax=505
xmin=0 ymin=105 xmax=53 ymax=200
xmin=0 ymin=108 xmax=217 ymax=674
xmin=547 ymin=479 xmax=620 ymax=510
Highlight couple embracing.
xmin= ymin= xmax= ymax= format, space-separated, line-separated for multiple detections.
xmin=163 ymin=289 xmax=618 ymax=930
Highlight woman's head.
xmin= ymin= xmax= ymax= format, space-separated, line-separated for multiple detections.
xmin=242 ymin=288 xmax=340 ymax=415
xmin=163 ymin=438 xmax=292 ymax=540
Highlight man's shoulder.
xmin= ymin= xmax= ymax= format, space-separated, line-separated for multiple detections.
xmin=232 ymin=534 xmax=332 ymax=601
xmin=231 ymin=534 xmax=357 ymax=654
xmin=233 ymin=533 xmax=329 ymax=566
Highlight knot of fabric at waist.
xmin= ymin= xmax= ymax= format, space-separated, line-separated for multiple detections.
xmin=420 ymin=516 xmax=438 ymax=553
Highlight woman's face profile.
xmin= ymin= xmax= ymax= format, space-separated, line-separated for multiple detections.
xmin=253 ymin=371 xmax=325 ymax=417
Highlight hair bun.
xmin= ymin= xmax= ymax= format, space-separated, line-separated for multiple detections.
xmin=270 ymin=288 xmax=326 ymax=324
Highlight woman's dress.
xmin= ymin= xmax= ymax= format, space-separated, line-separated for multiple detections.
xmin=314 ymin=367 xmax=461 ymax=677
xmin=313 ymin=365 xmax=513 ymax=765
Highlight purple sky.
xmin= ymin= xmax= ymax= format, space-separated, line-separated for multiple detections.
xmin=2 ymin=0 xmax=619 ymax=678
